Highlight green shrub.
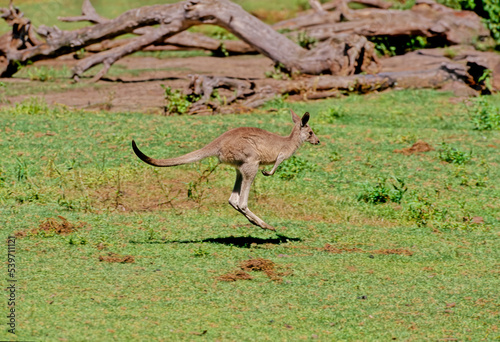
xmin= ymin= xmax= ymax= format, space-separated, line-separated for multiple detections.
xmin=297 ymin=31 xmax=317 ymax=49
xmin=163 ymin=86 xmax=199 ymax=115
xmin=357 ymin=177 xmax=407 ymax=204
xmin=438 ymin=143 xmax=472 ymax=165
xmin=405 ymin=195 xmax=448 ymax=227
xmin=467 ymin=96 xmax=500 ymax=130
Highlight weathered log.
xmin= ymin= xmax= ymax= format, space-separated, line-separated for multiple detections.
xmin=85 ymin=31 xmax=255 ymax=55
xmin=0 ymin=0 xmax=376 ymax=80
xmin=275 ymin=0 xmax=490 ymax=48
xmin=182 ymin=54 xmax=485 ymax=114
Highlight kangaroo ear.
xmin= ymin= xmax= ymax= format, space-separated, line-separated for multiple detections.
xmin=301 ymin=112 xmax=310 ymax=126
xmin=291 ymin=109 xmax=301 ymax=124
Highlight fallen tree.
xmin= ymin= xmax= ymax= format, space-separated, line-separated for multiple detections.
xmin=1 ymin=0 xmax=499 ymax=114
xmin=0 ymin=0 xmax=378 ymax=79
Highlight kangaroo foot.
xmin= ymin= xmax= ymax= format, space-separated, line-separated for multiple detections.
xmin=259 ymin=222 xmax=276 ymax=231
xmin=240 ymin=208 xmax=276 ymax=231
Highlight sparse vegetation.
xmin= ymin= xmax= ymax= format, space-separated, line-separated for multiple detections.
xmin=297 ymin=30 xmax=318 ymax=49
xmin=357 ymin=176 xmax=407 ymax=204
xmin=438 ymin=142 xmax=472 ymax=165
xmin=467 ymin=96 xmax=500 ymax=130
xmin=0 ymin=0 xmax=499 ymax=334
xmin=162 ymin=85 xmax=201 ymax=115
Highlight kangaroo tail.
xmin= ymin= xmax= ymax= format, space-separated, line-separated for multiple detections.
xmin=132 ymin=140 xmax=218 ymax=167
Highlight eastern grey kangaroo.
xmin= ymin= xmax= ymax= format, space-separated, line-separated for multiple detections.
xmin=132 ymin=110 xmax=320 ymax=230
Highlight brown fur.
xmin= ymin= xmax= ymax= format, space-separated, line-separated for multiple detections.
xmin=132 ymin=110 xmax=320 ymax=230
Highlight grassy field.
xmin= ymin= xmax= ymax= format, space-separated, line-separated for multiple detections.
xmin=0 ymin=89 xmax=499 ymax=341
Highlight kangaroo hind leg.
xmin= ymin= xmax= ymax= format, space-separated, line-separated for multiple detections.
xmin=235 ymin=163 xmax=275 ymax=231
xmin=228 ymin=169 xmax=243 ymax=213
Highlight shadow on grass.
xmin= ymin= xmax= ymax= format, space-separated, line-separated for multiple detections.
xmin=130 ymin=234 xmax=301 ymax=248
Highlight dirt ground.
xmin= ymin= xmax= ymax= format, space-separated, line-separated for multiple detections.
xmin=4 ymin=54 xmax=274 ymax=114
xmin=2 ymin=51 xmax=475 ymax=113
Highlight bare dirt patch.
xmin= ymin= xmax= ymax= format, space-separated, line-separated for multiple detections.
xmin=218 ymin=258 xmax=291 ymax=282
xmin=3 ymin=55 xmax=272 ymax=114
xmin=17 ymin=216 xmax=88 ymax=237
xmin=217 ymin=269 xmax=253 ymax=282
xmin=37 ymin=216 xmax=77 ymax=235
xmin=394 ymin=140 xmax=434 ymax=155
xmin=98 ymin=252 xmax=135 ymax=263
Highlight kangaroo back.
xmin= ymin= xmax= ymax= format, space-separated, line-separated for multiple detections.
xmin=132 ymin=140 xmax=218 ymax=167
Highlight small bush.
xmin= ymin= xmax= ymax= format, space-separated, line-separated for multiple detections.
xmin=320 ymin=106 xmax=346 ymax=123
xmin=27 ymin=66 xmax=56 ymax=82
xmin=438 ymin=143 xmax=472 ymax=165
xmin=405 ymin=195 xmax=448 ymax=227
xmin=4 ymin=97 xmax=60 ymax=115
xmin=297 ymin=31 xmax=317 ymax=49
xmin=357 ymin=177 xmax=407 ymax=204
xmin=265 ymin=63 xmax=290 ymax=80
xmin=467 ymin=97 xmax=500 ymax=130
xmin=162 ymin=86 xmax=201 ymax=115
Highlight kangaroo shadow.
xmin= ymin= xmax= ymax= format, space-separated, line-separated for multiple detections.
xmin=130 ymin=234 xmax=301 ymax=248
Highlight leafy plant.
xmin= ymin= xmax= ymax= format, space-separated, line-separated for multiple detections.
xmin=192 ymin=245 xmax=210 ymax=257
xmin=467 ymin=96 xmax=500 ymax=130
xmin=357 ymin=177 xmax=407 ymax=204
xmin=265 ymin=63 xmax=290 ymax=80
xmin=369 ymin=35 xmax=429 ymax=57
xmin=297 ymin=30 xmax=317 ymax=49
xmin=27 ymin=66 xmax=57 ymax=82
xmin=15 ymin=157 xmax=28 ymax=182
xmin=329 ymin=151 xmax=342 ymax=162
xmin=438 ymin=142 xmax=472 ymax=165
xmin=276 ymin=156 xmax=316 ymax=180
xmin=68 ymin=235 xmax=88 ymax=245
xmin=451 ymin=162 xmax=490 ymax=187
xmin=162 ymin=85 xmax=201 ymax=115
xmin=405 ymin=195 xmax=448 ymax=227
xmin=319 ymin=106 xmax=346 ymax=123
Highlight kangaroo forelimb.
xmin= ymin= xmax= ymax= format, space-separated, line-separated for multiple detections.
xmin=262 ymin=152 xmax=285 ymax=176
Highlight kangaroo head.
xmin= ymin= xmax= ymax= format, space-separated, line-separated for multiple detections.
xmin=291 ymin=110 xmax=320 ymax=145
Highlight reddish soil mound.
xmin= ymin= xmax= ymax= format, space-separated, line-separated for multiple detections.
xmin=394 ymin=140 xmax=434 ymax=155
xmin=240 ymin=258 xmax=275 ymax=272
xmin=218 ymin=258 xmax=291 ymax=282
xmin=36 ymin=216 xmax=78 ymax=235
xmin=217 ymin=270 xmax=253 ymax=282
xmin=13 ymin=230 xmax=27 ymax=238
xmin=14 ymin=216 xmax=88 ymax=238
xmin=99 ymin=252 xmax=135 ymax=263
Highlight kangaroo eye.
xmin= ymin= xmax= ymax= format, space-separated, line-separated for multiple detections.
xmin=309 ymin=132 xmax=313 ymax=136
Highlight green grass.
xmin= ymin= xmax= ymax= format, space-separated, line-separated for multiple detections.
xmin=1 ymin=89 xmax=499 ymax=341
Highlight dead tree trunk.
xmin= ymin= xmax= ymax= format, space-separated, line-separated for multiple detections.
xmin=1 ymin=0 xmax=498 ymax=114
xmin=0 ymin=0 xmax=377 ymax=79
